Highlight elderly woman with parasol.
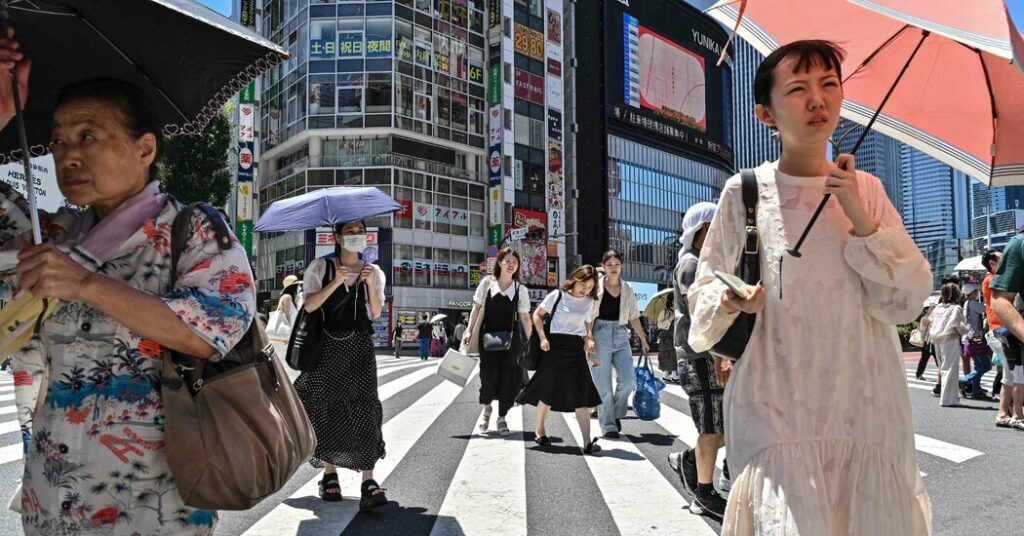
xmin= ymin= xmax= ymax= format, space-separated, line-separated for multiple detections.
xmin=0 ymin=35 xmax=268 ymax=536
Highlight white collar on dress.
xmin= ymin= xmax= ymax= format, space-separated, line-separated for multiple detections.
xmin=488 ymin=278 xmax=520 ymax=299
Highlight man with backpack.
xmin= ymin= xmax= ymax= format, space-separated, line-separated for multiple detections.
xmin=990 ymin=237 xmax=1024 ymax=430
xmin=666 ymin=202 xmax=729 ymax=520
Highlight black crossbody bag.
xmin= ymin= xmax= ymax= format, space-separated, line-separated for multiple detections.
xmin=711 ymin=169 xmax=760 ymax=361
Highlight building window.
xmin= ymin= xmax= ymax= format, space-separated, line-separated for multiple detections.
xmin=366 ymin=76 xmax=392 ymax=114
xmin=338 ymin=85 xmax=363 ymax=114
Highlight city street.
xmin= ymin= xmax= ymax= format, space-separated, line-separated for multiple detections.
xmin=0 ymin=346 xmax=1016 ymax=535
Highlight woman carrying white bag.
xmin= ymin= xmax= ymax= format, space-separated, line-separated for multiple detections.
xmin=267 ymin=275 xmax=301 ymax=339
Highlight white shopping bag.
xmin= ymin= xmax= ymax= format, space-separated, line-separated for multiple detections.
xmin=437 ymin=348 xmax=477 ymax=386
xmin=266 ymin=310 xmax=293 ymax=340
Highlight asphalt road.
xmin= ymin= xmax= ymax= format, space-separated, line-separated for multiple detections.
xmin=0 ymin=346 xmax=1017 ymax=535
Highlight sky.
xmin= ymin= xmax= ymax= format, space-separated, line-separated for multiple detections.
xmin=198 ymin=0 xmax=232 ymax=17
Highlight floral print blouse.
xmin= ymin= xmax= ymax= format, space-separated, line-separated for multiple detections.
xmin=0 ymin=183 xmax=255 ymax=535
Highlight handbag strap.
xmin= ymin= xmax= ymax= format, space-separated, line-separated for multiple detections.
xmin=738 ymin=169 xmax=760 ymax=283
xmin=544 ymin=291 xmax=563 ymax=333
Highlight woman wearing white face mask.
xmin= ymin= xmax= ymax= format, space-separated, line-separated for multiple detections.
xmin=294 ymin=220 xmax=390 ymax=511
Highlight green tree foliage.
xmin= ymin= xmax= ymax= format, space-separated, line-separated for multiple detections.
xmin=158 ymin=105 xmax=233 ymax=206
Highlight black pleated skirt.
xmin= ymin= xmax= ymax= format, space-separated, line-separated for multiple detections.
xmin=516 ymin=333 xmax=602 ymax=412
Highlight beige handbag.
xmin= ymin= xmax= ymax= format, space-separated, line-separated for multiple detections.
xmin=161 ymin=204 xmax=316 ymax=510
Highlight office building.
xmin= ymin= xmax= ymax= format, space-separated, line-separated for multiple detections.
xmin=901 ymin=145 xmax=970 ymax=249
xmin=832 ymin=118 xmax=903 ymax=214
xmin=731 ymin=38 xmax=780 ymax=170
xmin=250 ymin=0 xmax=569 ymax=344
xmin=568 ymin=0 xmax=734 ymax=287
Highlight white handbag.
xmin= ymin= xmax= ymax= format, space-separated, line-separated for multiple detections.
xmin=437 ymin=348 xmax=478 ymax=387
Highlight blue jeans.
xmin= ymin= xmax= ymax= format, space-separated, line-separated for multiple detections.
xmin=591 ymin=320 xmax=635 ymax=434
xmin=961 ymin=353 xmax=993 ymax=395
xmin=419 ymin=338 xmax=430 ymax=359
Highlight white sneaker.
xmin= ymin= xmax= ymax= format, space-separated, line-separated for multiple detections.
xmin=996 ymin=416 xmax=1014 ymax=428
xmin=1012 ymin=418 xmax=1024 ymax=431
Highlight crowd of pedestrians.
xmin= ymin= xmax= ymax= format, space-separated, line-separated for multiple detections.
xmin=0 ymin=31 xmax=978 ymax=535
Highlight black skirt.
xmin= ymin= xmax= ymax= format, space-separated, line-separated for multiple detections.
xmin=516 ymin=333 xmax=602 ymax=412
xmin=294 ymin=330 xmax=386 ymax=471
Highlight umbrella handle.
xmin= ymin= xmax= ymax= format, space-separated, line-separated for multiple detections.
xmin=0 ymin=4 xmax=42 ymax=245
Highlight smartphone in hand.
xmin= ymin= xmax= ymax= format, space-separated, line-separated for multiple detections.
xmin=714 ymin=270 xmax=751 ymax=299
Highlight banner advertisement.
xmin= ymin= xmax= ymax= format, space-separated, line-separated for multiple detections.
xmin=235 ymin=221 xmax=252 ymax=256
xmin=547 ymin=109 xmax=562 ymax=142
xmin=240 ymin=0 xmax=256 ymax=28
xmin=238 ymin=103 xmax=255 ymax=142
xmin=487 ymin=63 xmax=501 ymax=106
xmin=546 ymin=9 xmax=562 ymax=44
xmin=511 ymin=209 xmax=548 ymax=286
xmin=488 ymin=0 xmax=501 ymax=29
xmin=488 ymin=225 xmax=503 ymax=248
xmin=488 ymin=186 xmax=502 ymax=226
xmin=470 ymin=265 xmax=483 ymax=287
xmin=488 ymin=143 xmax=502 ymax=187
xmin=514 ymin=69 xmax=544 ymax=105
xmin=237 ymin=141 xmax=254 ymax=182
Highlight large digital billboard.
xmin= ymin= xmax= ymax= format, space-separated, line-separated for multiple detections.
xmin=605 ymin=0 xmax=733 ymax=166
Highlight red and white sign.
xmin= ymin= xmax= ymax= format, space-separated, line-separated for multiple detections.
xmin=239 ymin=146 xmax=254 ymax=170
xmin=238 ymin=103 xmax=256 ymax=142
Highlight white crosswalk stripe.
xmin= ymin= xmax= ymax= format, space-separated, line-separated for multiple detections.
xmin=561 ymin=412 xmax=717 ymax=536
xmin=429 ymin=406 xmax=528 ymax=536
xmin=243 ymin=366 xmax=477 ymax=535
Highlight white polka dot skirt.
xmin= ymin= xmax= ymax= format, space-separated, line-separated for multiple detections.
xmin=294 ymin=330 xmax=386 ymax=471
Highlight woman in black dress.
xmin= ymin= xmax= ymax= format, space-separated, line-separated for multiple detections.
xmin=295 ymin=220 xmax=390 ymax=511
xmin=461 ymin=248 xmax=533 ymax=435
xmin=517 ymin=265 xmax=604 ymax=454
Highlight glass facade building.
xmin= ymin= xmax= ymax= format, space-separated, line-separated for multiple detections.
xmin=731 ymin=39 xmax=780 ymax=170
xmin=606 ymin=135 xmax=729 ymax=283
xmin=833 ymin=118 xmax=903 ymax=214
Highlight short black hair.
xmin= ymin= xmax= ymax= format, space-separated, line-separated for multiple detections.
xmin=57 ymin=78 xmax=163 ymax=182
xmin=754 ymin=40 xmax=846 ymax=108
xmin=982 ymin=249 xmax=1002 ymax=274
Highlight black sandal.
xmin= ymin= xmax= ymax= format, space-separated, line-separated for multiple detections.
xmin=584 ymin=438 xmax=602 ymax=454
xmin=318 ymin=473 xmax=342 ymax=502
xmin=533 ymin=435 xmax=551 ymax=446
xmin=359 ymin=479 xmax=388 ymax=511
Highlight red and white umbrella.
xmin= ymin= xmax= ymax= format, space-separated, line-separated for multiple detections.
xmin=708 ymin=0 xmax=1024 ymax=185
xmin=707 ymin=0 xmax=1024 ymax=256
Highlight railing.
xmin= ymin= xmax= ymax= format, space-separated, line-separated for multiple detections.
xmin=265 ymin=153 xmax=480 ymax=185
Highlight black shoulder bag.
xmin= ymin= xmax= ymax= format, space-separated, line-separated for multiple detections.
xmin=711 ymin=169 xmax=760 ymax=361
xmin=285 ymin=259 xmax=336 ymax=371
xmin=521 ymin=291 xmax=562 ymax=371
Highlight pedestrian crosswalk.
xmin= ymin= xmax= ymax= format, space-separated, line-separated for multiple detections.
xmin=904 ymin=366 xmax=997 ymax=393
xmin=0 ymin=358 xmax=998 ymax=535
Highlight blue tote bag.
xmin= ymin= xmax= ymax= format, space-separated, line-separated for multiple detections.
xmin=633 ymin=352 xmax=666 ymax=421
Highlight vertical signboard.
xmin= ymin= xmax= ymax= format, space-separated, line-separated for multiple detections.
xmin=236 ymin=1 xmax=258 ymax=256
xmin=545 ymin=0 xmax=566 ymax=250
